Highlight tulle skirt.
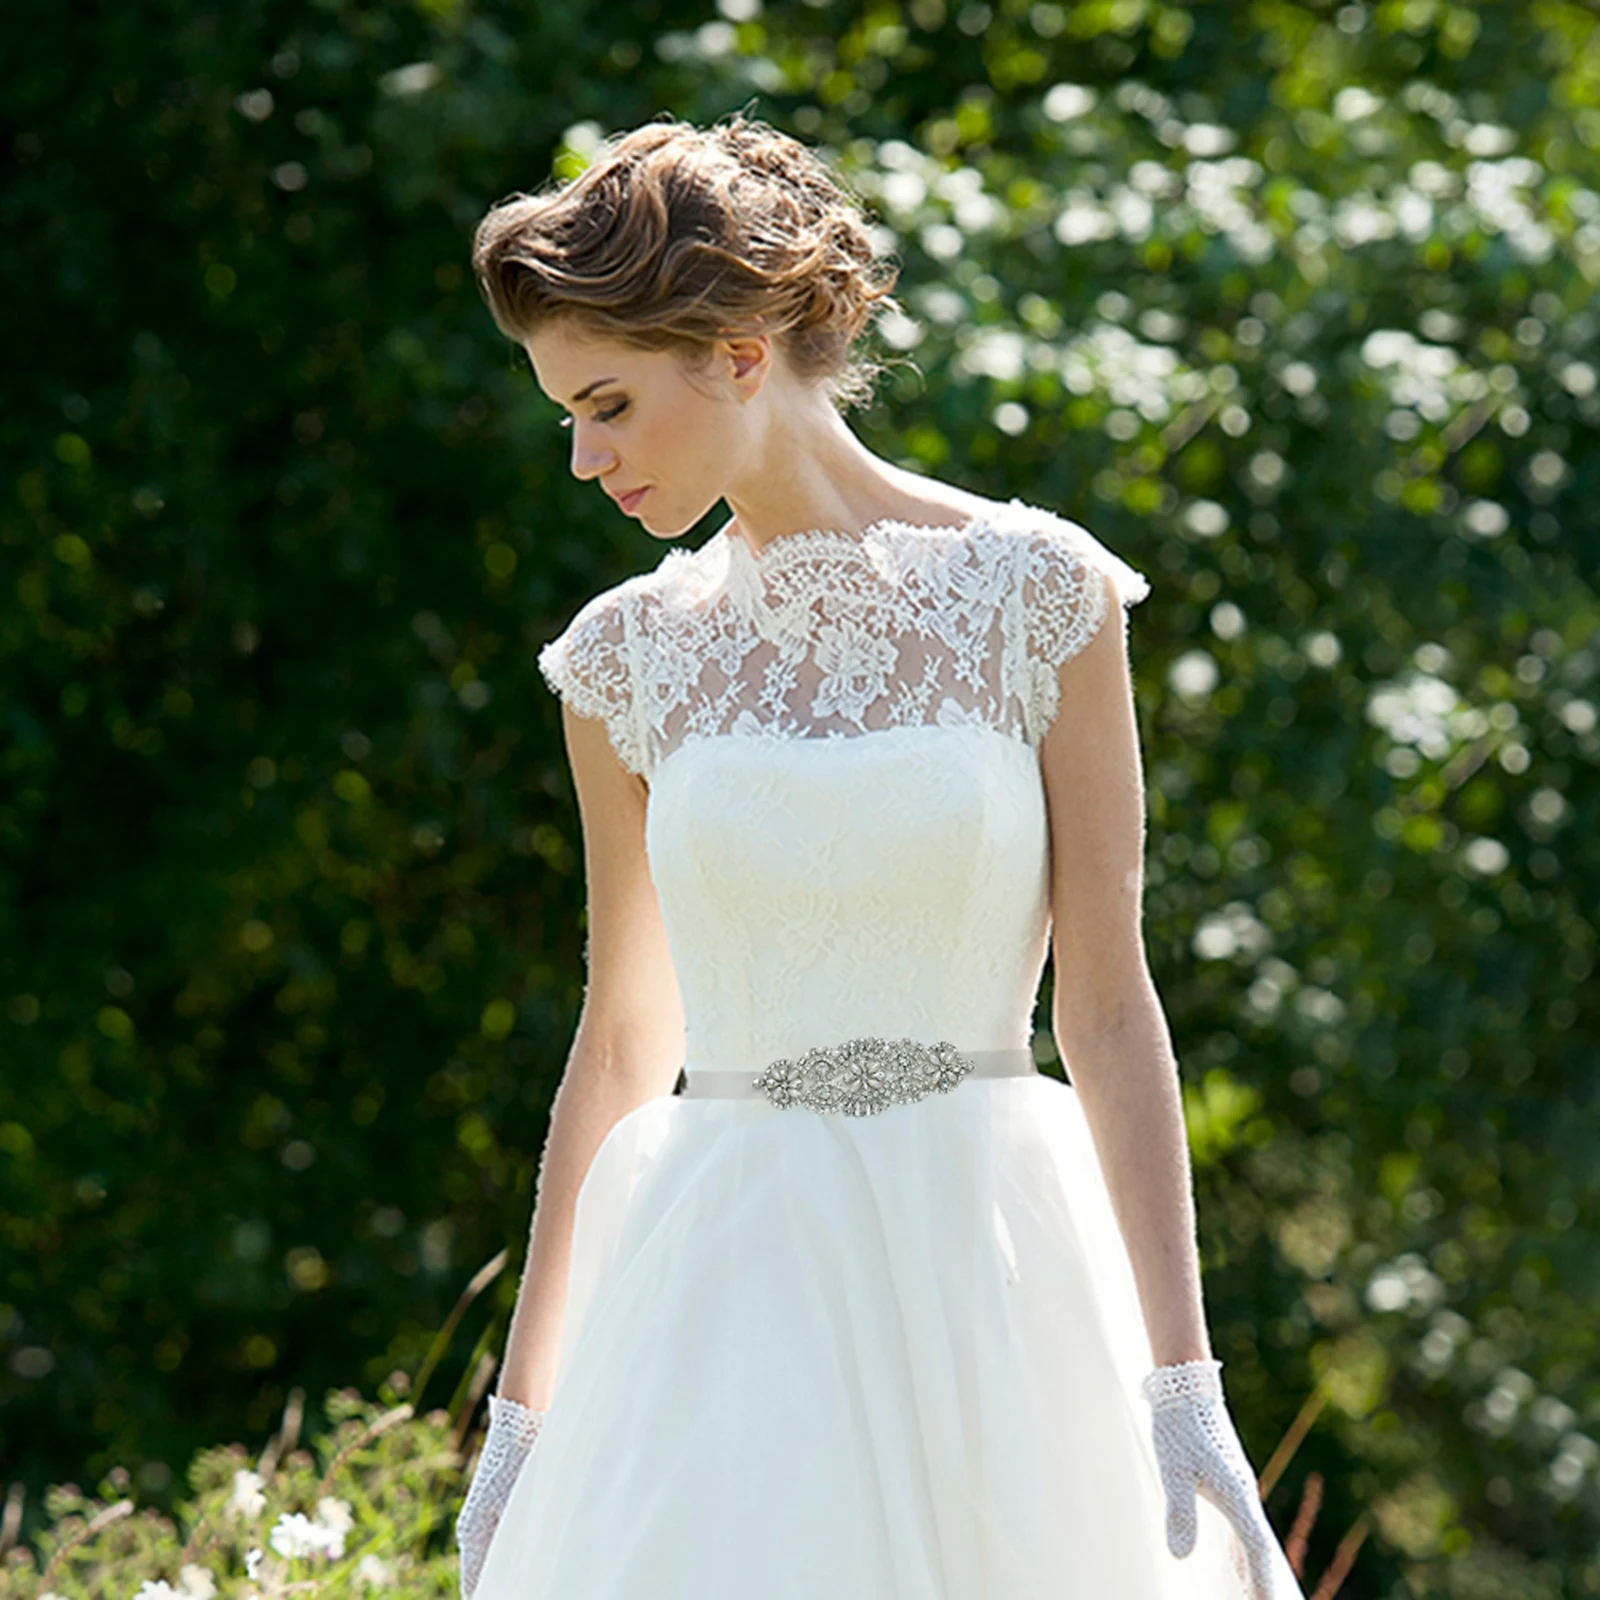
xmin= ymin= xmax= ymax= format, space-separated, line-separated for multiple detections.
xmin=474 ymin=1072 xmax=1304 ymax=1599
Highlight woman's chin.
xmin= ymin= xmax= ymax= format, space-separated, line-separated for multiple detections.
xmin=647 ymin=509 xmax=708 ymax=540
xmin=633 ymin=489 xmax=726 ymax=541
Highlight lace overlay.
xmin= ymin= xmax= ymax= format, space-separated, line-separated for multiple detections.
xmin=537 ymin=497 xmax=1149 ymax=782
xmin=537 ymin=496 xmax=1150 ymax=1077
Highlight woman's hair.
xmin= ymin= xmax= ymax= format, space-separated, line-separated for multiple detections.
xmin=471 ymin=113 xmax=899 ymax=409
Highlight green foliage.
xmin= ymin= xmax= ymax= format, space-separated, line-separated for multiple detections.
xmin=3 ymin=1 xmax=1598 ymax=1596
xmin=0 ymin=1388 xmax=462 ymax=1598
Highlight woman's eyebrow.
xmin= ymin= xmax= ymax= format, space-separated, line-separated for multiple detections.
xmin=569 ymin=376 xmax=620 ymax=404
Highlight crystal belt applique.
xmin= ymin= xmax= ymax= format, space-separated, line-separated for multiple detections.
xmin=750 ymin=1036 xmax=972 ymax=1117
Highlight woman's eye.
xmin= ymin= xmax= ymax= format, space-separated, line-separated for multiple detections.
xmin=558 ymin=401 xmax=627 ymax=429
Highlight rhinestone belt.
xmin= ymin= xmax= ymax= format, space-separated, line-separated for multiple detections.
xmin=680 ymin=1038 xmax=1037 ymax=1117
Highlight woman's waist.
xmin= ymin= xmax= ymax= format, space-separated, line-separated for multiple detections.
xmin=679 ymin=1036 xmax=1038 ymax=1117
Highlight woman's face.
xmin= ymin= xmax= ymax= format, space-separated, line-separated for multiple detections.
xmin=524 ymin=320 xmax=762 ymax=539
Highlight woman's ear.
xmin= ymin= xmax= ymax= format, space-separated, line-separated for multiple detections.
xmin=722 ymin=334 xmax=773 ymax=400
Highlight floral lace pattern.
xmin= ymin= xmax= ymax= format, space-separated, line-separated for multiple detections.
xmin=537 ymin=497 xmax=1149 ymax=781
xmin=644 ymin=723 xmax=1053 ymax=1071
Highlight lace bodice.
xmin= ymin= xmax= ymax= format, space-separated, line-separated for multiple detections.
xmin=538 ymin=497 xmax=1150 ymax=1073
xmin=537 ymin=498 xmax=1148 ymax=782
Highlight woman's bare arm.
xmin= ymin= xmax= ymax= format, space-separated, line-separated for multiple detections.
xmin=1039 ymin=575 xmax=1212 ymax=1368
xmin=495 ymin=703 xmax=686 ymax=1410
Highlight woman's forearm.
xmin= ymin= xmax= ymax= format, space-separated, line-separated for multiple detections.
xmin=1054 ymin=977 xmax=1213 ymax=1368
xmin=495 ymin=1041 xmax=675 ymax=1410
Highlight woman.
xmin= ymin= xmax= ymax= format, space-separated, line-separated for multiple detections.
xmin=458 ymin=114 xmax=1305 ymax=1600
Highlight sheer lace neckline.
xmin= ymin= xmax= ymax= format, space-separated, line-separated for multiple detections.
xmin=535 ymin=496 xmax=1149 ymax=779
xmin=720 ymin=505 xmax=999 ymax=568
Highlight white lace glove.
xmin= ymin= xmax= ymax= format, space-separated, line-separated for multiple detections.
xmin=456 ymin=1393 xmax=545 ymax=1599
xmin=1142 ymin=1358 xmax=1280 ymax=1600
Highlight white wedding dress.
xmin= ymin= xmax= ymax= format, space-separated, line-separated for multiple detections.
xmin=475 ymin=497 xmax=1306 ymax=1599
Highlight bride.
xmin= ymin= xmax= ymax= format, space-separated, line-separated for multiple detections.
xmin=457 ymin=112 xmax=1305 ymax=1599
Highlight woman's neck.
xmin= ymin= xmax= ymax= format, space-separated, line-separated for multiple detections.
xmin=721 ymin=397 xmax=899 ymax=555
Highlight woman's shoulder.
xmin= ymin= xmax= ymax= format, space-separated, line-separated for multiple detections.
xmin=953 ymin=491 xmax=1102 ymax=548
xmin=534 ymin=538 xmax=730 ymax=776
xmin=547 ymin=536 xmax=721 ymax=635
xmin=889 ymin=489 xmax=1139 ymax=594
xmin=965 ymin=496 xmax=1150 ymax=610
xmin=535 ymin=546 xmax=677 ymax=690
xmin=876 ymin=479 xmax=1103 ymax=550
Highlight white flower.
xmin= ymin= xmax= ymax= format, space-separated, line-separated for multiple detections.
xmin=810 ymin=622 xmax=898 ymax=724
xmin=133 ymin=1585 xmax=179 ymax=1600
xmin=934 ymin=698 xmax=987 ymax=730
xmin=178 ymin=1568 xmax=217 ymax=1600
xmin=244 ymin=1548 xmax=263 ymax=1581
xmin=316 ymin=1497 xmax=354 ymax=1539
xmin=269 ymin=1511 xmax=344 ymax=1560
xmin=268 ymin=1513 xmax=318 ymax=1558
xmin=267 ymin=1496 xmax=355 ymax=1562
xmin=228 ymin=1469 xmax=266 ymax=1518
xmin=357 ymin=1553 xmax=394 ymax=1588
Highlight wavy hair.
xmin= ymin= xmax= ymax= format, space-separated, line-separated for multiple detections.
xmin=471 ymin=114 xmax=899 ymax=409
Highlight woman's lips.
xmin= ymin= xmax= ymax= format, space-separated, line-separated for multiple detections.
xmin=617 ymin=487 xmax=649 ymax=514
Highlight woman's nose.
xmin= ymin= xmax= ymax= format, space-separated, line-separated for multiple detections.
xmin=569 ymin=423 xmax=616 ymax=482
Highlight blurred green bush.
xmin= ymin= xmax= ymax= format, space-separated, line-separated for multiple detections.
xmin=0 ymin=1384 xmax=463 ymax=1598
xmin=2 ymin=2 xmax=1596 ymax=1594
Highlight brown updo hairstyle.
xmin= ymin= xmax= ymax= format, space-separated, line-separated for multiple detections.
xmin=471 ymin=113 xmax=899 ymax=409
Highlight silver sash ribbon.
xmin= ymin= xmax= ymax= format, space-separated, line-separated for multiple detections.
xmin=681 ymin=1038 xmax=1037 ymax=1117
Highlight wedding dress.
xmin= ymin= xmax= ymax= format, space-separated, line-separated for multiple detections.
xmin=472 ymin=497 xmax=1307 ymax=1599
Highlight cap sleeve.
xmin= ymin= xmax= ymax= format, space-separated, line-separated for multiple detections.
xmin=536 ymin=589 xmax=648 ymax=777
xmin=1012 ymin=511 xmax=1150 ymax=746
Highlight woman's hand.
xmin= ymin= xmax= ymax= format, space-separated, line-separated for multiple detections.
xmin=456 ymin=1394 xmax=546 ymax=1599
xmin=1142 ymin=1358 xmax=1281 ymax=1600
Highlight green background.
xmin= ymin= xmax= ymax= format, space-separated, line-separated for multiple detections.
xmin=2 ymin=1 xmax=1597 ymax=1594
